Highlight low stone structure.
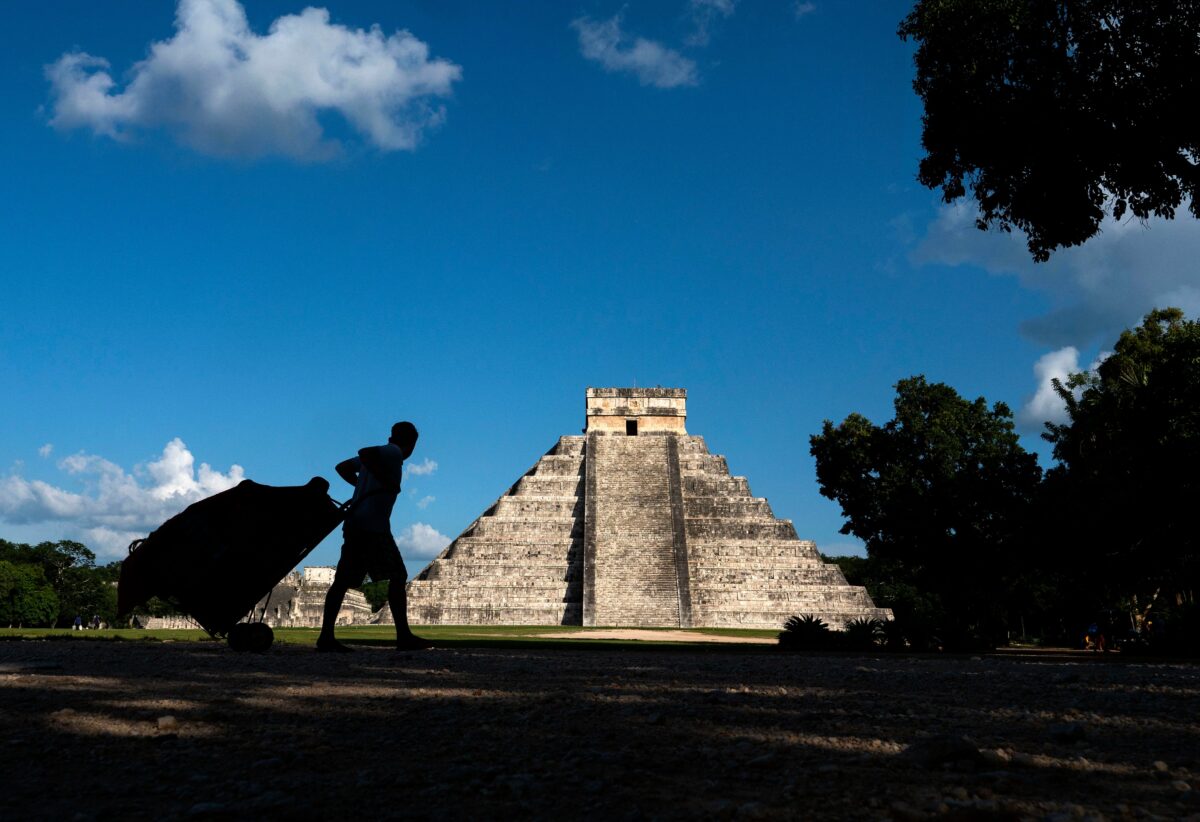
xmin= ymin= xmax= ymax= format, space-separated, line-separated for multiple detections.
xmin=406 ymin=388 xmax=890 ymax=629
xmin=252 ymin=566 xmax=374 ymax=628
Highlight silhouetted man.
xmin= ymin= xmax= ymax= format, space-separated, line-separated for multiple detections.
xmin=317 ymin=421 xmax=431 ymax=652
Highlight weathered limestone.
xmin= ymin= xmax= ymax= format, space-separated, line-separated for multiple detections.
xmin=406 ymin=388 xmax=890 ymax=629
xmin=405 ymin=438 xmax=584 ymax=625
xmin=252 ymin=567 xmax=373 ymax=628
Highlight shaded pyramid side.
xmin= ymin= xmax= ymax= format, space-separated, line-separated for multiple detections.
xmin=401 ymin=436 xmax=584 ymax=625
xmin=679 ymin=436 xmax=891 ymax=629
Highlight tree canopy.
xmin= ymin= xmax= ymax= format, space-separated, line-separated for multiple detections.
xmin=1043 ymin=307 xmax=1200 ymax=601
xmin=811 ymin=376 xmax=1042 ymax=645
xmin=900 ymin=1 xmax=1200 ymax=261
xmin=0 ymin=539 xmax=119 ymax=627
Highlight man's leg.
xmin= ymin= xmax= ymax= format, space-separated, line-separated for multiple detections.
xmin=388 ymin=578 xmax=431 ymax=649
xmin=317 ymin=581 xmax=352 ymax=650
xmin=318 ymin=535 xmax=361 ymax=653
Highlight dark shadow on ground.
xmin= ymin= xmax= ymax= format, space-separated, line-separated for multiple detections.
xmin=2 ymin=641 xmax=1199 ymax=820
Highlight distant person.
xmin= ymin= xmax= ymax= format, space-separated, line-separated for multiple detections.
xmin=317 ymin=421 xmax=432 ymax=653
xmin=73 ymin=615 xmax=83 ymax=631
xmin=91 ymin=614 xmax=101 ymax=630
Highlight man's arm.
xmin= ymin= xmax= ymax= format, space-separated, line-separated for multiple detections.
xmin=335 ymin=458 xmax=360 ymax=487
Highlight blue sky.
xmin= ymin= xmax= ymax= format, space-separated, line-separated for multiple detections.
xmin=3 ymin=0 xmax=1198 ymax=570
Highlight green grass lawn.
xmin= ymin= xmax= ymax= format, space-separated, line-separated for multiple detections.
xmin=0 ymin=624 xmax=780 ymax=651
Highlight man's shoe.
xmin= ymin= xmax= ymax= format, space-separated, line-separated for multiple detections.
xmin=316 ymin=637 xmax=354 ymax=653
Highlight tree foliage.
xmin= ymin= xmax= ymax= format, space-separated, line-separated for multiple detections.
xmin=1043 ymin=308 xmax=1200 ymax=602
xmin=0 ymin=560 xmax=60 ymax=627
xmin=0 ymin=539 xmax=118 ymax=626
xmin=811 ymin=377 xmax=1042 ymax=646
xmin=900 ymin=1 xmax=1200 ymax=261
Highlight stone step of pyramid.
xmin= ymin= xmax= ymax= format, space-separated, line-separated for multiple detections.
xmin=554 ymin=436 xmax=586 ymax=456
xmin=695 ymin=590 xmax=879 ymax=605
xmin=467 ymin=517 xmax=582 ymax=538
xmin=685 ymin=519 xmax=798 ymax=540
xmin=421 ymin=562 xmax=577 ymax=578
xmin=684 ymin=498 xmax=775 ymax=518
xmin=683 ymin=476 xmax=751 ymax=496
xmin=678 ymin=455 xmax=729 ymax=474
xmin=532 ymin=456 xmax=584 ymax=476
xmin=687 ymin=543 xmax=822 ymax=560
xmin=513 ymin=476 xmax=584 ymax=496
xmin=690 ymin=567 xmax=849 ymax=582
xmin=441 ymin=541 xmax=580 ymax=556
xmin=406 ymin=604 xmax=582 ymax=626
xmin=492 ymin=497 xmax=583 ymax=517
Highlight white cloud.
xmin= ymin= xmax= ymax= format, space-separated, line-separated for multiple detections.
xmin=38 ymin=444 xmax=53 ymax=459
xmin=571 ymin=15 xmax=699 ymax=89
xmin=821 ymin=540 xmax=866 ymax=558
xmin=1020 ymin=347 xmax=1080 ymax=428
xmin=395 ymin=522 xmax=450 ymax=559
xmin=405 ymin=457 xmax=438 ymax=476
xmin=46 ymin=0 xmax=462 ymax=160
xmin=686 ymin=0 xmax=736 ymax=47
xmin=1020 ymin=347 xmax=1110 ymax=429
xmin=0 ymin=438 xmax=244 ymax=559
xmin=416 ymin=495 xmax=435 ymax=510
xmin=793 ymin=2 xmax=817 ymax=19
xmin=912 ymin=202 xmax=1200 ymax=348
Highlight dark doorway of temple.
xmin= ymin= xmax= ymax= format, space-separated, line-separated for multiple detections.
xmin=626 ymin=420 xmax=638 ymax=436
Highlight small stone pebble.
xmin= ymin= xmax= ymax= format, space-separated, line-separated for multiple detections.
xmin=156 ymin=715 xmax=179 ymax=731
xmin=1172 ymin=780 xmax=1192 ymax=792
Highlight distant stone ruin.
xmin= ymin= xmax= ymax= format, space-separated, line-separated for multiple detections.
xmin=404 ymin=388 xmax=890 ymax=629
xmin=252 ymin=566 xmax=374 ymax=628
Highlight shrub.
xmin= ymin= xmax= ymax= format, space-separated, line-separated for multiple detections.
xmin=778 ymin=614 xmax=831 ymax=650
xmin=844 ymin=617 xmax=885 ymax=650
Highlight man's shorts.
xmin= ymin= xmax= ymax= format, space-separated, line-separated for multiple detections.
xmin=333 ymin=528 xmax=407 ymax=587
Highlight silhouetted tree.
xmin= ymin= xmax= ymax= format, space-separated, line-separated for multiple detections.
xmin=1043 ymin=308 xmax=1200 ymax=612
xmin=811 ymin=377 xmax=1042 ymax=647
xmin=900 ymin=1 xmax=1200 ymax=261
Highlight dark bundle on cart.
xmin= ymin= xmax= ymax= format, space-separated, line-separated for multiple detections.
xmin=117 ymin=477 xmax=347 ymax=651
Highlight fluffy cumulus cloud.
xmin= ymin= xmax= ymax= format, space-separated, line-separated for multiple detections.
xmin=571 ymin=15 xmax=698 ymax=89
xmin=0 ymin=439 xmax=244 ymax=559
xmin=38 ymin=444 xmax=53 ymax=459
xmin=793 ymin=2 xmax=817 ymax=19
xmin=405 ymin=457 xmax=438 ymax=477
xmin=1020 ymin=347 xmax=1110 ymax=429
xmin=45 ymin=0 xmax=462 ymax=159
xmin=395 ymin=522 xmax=450 ymax=560
xmin=913 ymin=202 xmax=1200 ymax=348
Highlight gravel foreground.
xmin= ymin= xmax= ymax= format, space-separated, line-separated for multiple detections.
xmin=2 ymin=641 xmax=1198 ymax=821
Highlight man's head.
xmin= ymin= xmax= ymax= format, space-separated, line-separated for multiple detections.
xmin=389 ymin=421 xmax=419 ymax=459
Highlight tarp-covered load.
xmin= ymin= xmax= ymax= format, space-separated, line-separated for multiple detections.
xmin=117 ymin=477 xmax=345 ymax=637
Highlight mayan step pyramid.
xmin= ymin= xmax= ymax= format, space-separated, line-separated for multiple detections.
xmin=405 ymin=388 xmax=891 ymax=629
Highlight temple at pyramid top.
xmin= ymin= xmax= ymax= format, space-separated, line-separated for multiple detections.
xmin=585 ymin=387 xmax=688 ymax=435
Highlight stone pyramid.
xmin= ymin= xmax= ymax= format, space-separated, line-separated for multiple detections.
xmin=405 ymin=388 xmax=890 ymax=629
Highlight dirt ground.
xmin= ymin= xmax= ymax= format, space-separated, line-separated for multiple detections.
xmin=2 ymin=640 xmax=1198 ymax=821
